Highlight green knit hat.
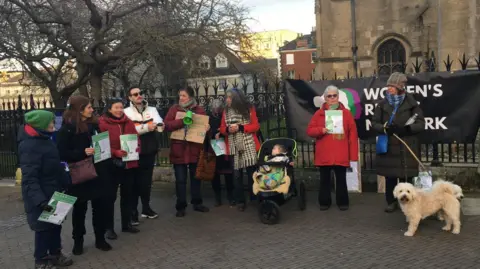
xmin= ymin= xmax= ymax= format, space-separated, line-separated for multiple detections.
xmin=24 ymin=110 xmax=55 ymax=130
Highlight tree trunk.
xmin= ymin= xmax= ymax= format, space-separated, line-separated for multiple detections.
xmin=78 ymin=84 xmax=89 ymax=97
xmin=90 ymin=73 xmax=103 ymax=107
xmin=49 ymin=89 xmax=66 ymax=108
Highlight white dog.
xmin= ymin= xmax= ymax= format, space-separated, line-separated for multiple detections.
xmin=432 ymin=180 xmax=464 ymax=221
xmin=393 ymin=182 xmax=461 ymax=236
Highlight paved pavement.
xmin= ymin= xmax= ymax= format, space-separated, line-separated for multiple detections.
xmin=0 ymin=184 xmax=479 ymax=269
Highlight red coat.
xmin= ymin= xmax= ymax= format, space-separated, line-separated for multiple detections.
xmin=98 ymin=114 xmax=140 ymax=169
xmin=164 ymin=104 xmax=206 ymax=164
xmin=306 ymin=103 xmax=359 ymax=167
xmin=219 ymin=107 xmax=261 ymax=154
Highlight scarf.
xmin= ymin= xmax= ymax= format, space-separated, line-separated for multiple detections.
xmin=327 ymin=103 xmax=339 ymax=110
xmin=385 ymin=92 xmax=405 ymax=107
xmin=226 ymin=108 xmax=257 ymax=170
xmin=179 ymin=99 xmax=196 ymax=110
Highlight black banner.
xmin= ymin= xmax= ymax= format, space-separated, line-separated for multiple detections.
xmin=284 ymin=71 xmax=480 ymax=143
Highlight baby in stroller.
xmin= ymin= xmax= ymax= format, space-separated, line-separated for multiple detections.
xmin=253 ymin=144 xmax=294 ymax=195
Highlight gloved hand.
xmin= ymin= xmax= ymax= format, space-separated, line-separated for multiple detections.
xmin=40 ymin=202 xmax=53 ymax=212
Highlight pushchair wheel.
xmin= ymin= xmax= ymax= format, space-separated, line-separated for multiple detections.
xmin=258 ymin=200 xmax=281 ymax=225
xmin=297 ymin=180 xmax=306 ymax=211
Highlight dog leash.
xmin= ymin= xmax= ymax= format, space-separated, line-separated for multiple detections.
xmin=392 ymin=134 xmax=428 ymax=171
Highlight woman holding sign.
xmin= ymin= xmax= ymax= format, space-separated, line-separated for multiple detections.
xmin=219 ymin=88 xmax=261 ymax=212
xmin=371 ymin=72 xmax=425 ymax=213
xmin=307 ymin=85 xmax=359 ymax=211
xmin=208 ymin=99 xmax=235 ymax=207
xmin=99 ymin=98 xmax=141 ymax=236
xmin=164 ymin=87 xmax=210 ymax=217
xmin=57 ymin=96 xmax=112 ymax=255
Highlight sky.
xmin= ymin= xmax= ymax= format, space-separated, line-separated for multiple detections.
xmin=241 ymin=0 xmax=315 ymax=34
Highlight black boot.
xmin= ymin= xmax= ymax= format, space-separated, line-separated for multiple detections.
xmin=105 ymin=229 xmax=118 ymax=240
xmin=384 ymin=201 xmax=398 ymax=213
xmin=95 ymin=239 xmax=112 ymax=251
xmin=72 ymin=237 xmax=84 ymax=256
xmin=214 ymin=193 xmax=222 ymax=207
xmin=122 ymin=224 xmax=140 ymax=233
xmin=193 ymin=204 xmax=210 ymax=212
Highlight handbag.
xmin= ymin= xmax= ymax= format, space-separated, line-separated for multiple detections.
xmin=376 ymin=105 xmax=399 ymax=155
xmin=195 ymin=149 xmax=216 ymax=181
xmin=68 ymin=157 xmax=98 ymax=185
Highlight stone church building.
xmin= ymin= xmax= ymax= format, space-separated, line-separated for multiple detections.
xmin=314 ymin=0 xmax=480 ymax=78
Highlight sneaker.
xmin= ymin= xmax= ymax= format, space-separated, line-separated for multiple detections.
xmin=338 ymin=205 xmax=349 ymax=211
xmin=141 ymin=208 xmax=158 ymax=219
xmin=176 ymin=209 xmax=186 ymax=217
xmin=384 ymin=202 xmax=398 ymax=213
xmin=193 ymin=204 xmax=209 ymax=213
xmin=35 ymin=261 xmax=57 ymax=269
xmin=236 ymin=203 xmax=246 ymax=212
xmin=50 ymin=253 xmax=73 ymax=267
xmin=131 ymin=216 xmax=140 ymax=226
xmin=105 ymin=229 xmax=118 ymax=240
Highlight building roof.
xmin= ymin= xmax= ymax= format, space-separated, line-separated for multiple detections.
xmin=279 ymin=33 xmax=316 ymax=51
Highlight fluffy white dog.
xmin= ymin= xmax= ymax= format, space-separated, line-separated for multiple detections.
xmin=433 ymin=180 xmax=464 ymax=221
xmin=393 ymin=182 xmax=461 ymax=236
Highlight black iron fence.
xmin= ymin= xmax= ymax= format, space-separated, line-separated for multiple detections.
xmin=2 ymin=54 xmax=480 ymax=179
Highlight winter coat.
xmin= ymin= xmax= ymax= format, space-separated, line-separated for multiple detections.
xmin=219 ymin=106 xmax=261 ymax=154
xmin=372 ymin=93 xmax=425 ymax=178
xmin=164 ymin=103 xmax=206 ymax=164
xmin=56 ymin=122 xmax=105 ymax=201
xmin=306 ymin=103 xmax=359 ymax=167
xmin=18 ymin=125 xmax=70 ymax=232
xmin=98 ymin=114 xmax=140 ymax=169
xmin=124 ymin=101 xmax=163 ymax=155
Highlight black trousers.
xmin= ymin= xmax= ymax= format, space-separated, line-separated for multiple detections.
xmin=385 ymin=177 xmax=413 ymax=205
xmin=105 ymin=168 xmax=135 ymax=230
xmin=34 ymin=226 xmax=61 ymax=262
xmin=233 ymin=166 xmax=256 ymax=204
xmin=133 ymin=153 xmax=156 ymax=214
xmin=211 ymin=172 xmax=234 ymax=201
xmin=71 ymin=197 xmax=106 ymax=240
xmin=318 ymin=165 xmax=349 ymax=207
xmin=173 ymin=163 xmax=203 ymax=210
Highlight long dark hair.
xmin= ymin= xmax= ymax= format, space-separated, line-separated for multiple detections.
xmin=63 ymin=95 xmax=97 ymax=133
xmin=226 ymin=88 xmax=252 ymax=119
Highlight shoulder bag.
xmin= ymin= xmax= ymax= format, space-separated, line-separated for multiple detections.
xmin=376 ymin=105 xmax=398 ymax=155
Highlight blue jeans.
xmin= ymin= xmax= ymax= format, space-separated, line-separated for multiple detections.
xmin=173 ymin=163 xmax=203 ymax=210
xmin=34 ymin=226 xmax=62 ymax=261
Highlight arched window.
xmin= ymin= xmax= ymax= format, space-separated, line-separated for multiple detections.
xmin=377 ymin=39 xmax=406 ymax=75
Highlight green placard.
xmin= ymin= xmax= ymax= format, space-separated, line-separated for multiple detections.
xmin=38 ymin=192 xmax=77 ymax=225
xmin=92 ymin=131 xmax=111 ymax=163
xmin=120 ymin=134 xmax=139 ymax=161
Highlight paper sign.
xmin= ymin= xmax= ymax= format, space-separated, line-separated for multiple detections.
xmin=210 ymin=138 xmax=227 ymax=156
xmin=38 ymin=192 xmax=77 ymax=225
xmin=170 ymin=112 xmax=209 ymax=144
xmin=325 ymin=110 xmax=344 ymax=134
xmin=92 ymin=131 xmax=111 ymax=163
xmin=120 ymin=134 xmax=139 ymax=161
xmin=346 ymin=161 xmax=361 ymax=192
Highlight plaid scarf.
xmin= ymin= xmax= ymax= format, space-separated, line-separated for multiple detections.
xmin=226 ymin=108 xmax=257 ymax=170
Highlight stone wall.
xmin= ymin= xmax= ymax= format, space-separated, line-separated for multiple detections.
xmin=314 ymin=0 xmax=480 ymax=77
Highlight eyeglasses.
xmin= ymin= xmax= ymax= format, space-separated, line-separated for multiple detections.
xmin=326 ymin=94 xmax=338 ymax=99
xmin=130 ymin=91 xmax=143 ymax=97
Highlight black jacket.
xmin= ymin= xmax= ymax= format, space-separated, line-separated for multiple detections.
xmin=372 ymin=94 xmax=425 ymax=178
xmin=56 ymin=122 xmax=107 ymax=201
xmin=18 ymin=125 xmax=69 ymax=232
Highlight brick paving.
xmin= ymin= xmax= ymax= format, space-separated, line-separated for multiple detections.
xmin=0 ymin=185 xmax=479 ymax=269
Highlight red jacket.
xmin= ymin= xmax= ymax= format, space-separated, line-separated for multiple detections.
xmin=98 ymin=114 xmax=140 ymax=169
xmin=164 ymin=104 xmax=206 ymax=164
xmin=219 ymin=107 xmax=261 ymax=154
xmin=306 ymin=103 xmax=359 ymax=167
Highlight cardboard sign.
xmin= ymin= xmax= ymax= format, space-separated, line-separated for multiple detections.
xmin=170 ymin=112 xmax=209 ymax=144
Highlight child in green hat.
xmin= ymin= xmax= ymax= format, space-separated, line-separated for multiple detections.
xmin=19 ymin=110 xmax=73 ymax=268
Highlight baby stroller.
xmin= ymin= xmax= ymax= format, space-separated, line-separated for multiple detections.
xmin=253 ymin=138 xmax=306 ymax=225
